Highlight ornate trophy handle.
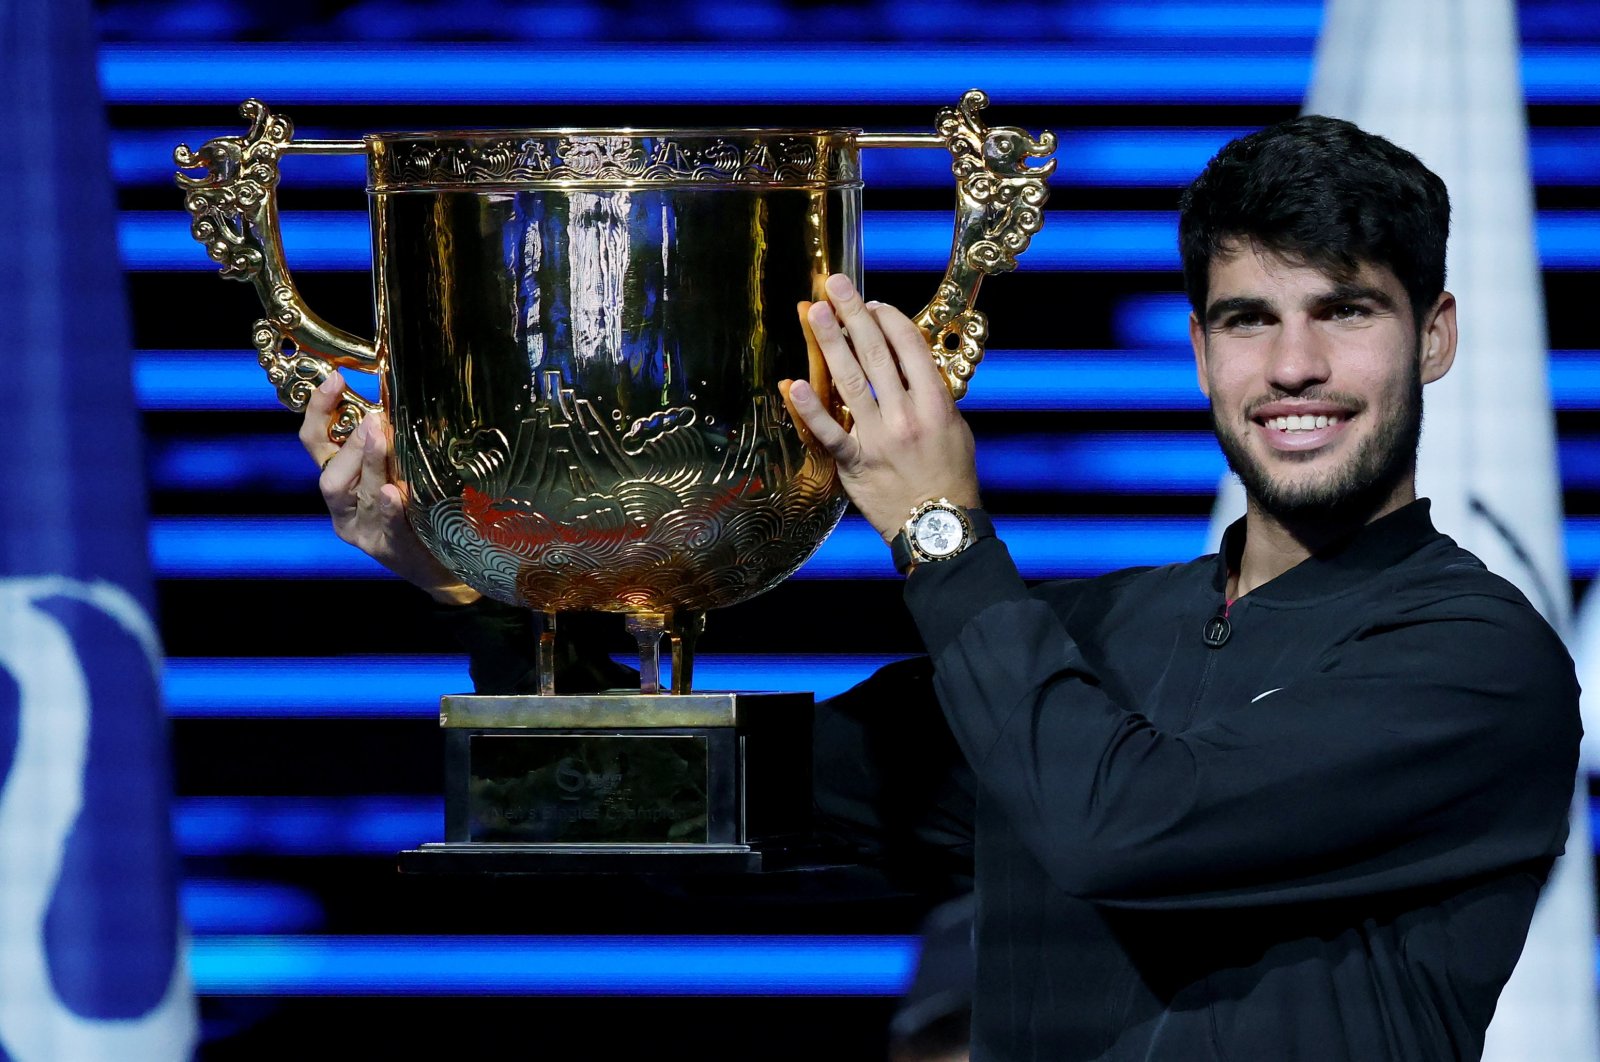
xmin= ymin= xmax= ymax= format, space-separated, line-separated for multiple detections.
xmin=175 ymin=99 xmax=379 ymax=440
xmin=860 ymin=90 xmax=1057 ymax=400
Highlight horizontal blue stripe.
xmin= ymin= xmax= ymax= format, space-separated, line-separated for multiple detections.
xmin=98 ymin=44 xmax=1600 ymax=105
xmin=150 ymin=516 xmax=390 ymax=578
xmin=173 ymin=787 xmax=1600 ymax=861
xmin=132 ymin=128 xmax=1600 ymax=189
xmin=102 ymin=44 xmax=1314 ymax=105
xmin=1560 ymin=439 xmax=1600 ymax=489
xmin=163 ymin=654 xmax=908 ymax=715
xmin=134 ymin=350 xmax=277 ymax=410
xmin=146 ymin=432 xmax=1600 ymax=495
xmin=189 ymin=934 xmax=918 ymax=996
xmin=141 ymin=0 xmax=1600 ymax=51
xmin=124 ymin=210 xmax=1177 ymax=272
xmin=175 ymin=795 xmax=441 ymax=856
xmin=178 ymin=928 xmax=1600 ymax=997
xmin=130 ymin=211 xmax=373 ymax=271
xmin=149 ymin=514 xmax=1214 ymax=581
xmin=144 ymin=513 xmax=1600 ymax=581
xmin=165 ymin=656 xmax=468 ymax=713
xmin=1041 ymin=0 xmax=1600 ymax=46
xmin=178 ymin=929 xmax=1600 ymax=997
xmin=181 ymin=879 xmax=325 ymax=934
xmin=134 ymin=350 xmax=379 ymax=410
xmin=1056 ymin=1 xmax=1321 ymax=39
xmin=980 ymin=433 xmax=1223 ymax=492
xmin=1537 ymin=212 xmax=1600 ymax=266
xmin=1530 ymin=129 xmax=1600 ymax=185
xmin=98 ymin=2 xmax=1600 ymax=51
xmin=1114 ymin=293 xmax=1193 ymax=347
xmin=130 ymin=348 xmax=1600 ymax=413
xmin=127 ymin=348 xmax=1211 ymax=412
xmin=151 ymin=435 xmax=314 ymax=491
xmin=119 ymin=210 xmax=1600 ymax=272
xmin=150 ymin=432 xmax=1232 ymax=493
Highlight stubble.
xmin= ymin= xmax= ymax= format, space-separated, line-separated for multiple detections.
xmin=1211 ymin=354 xmax=1423 ymax=526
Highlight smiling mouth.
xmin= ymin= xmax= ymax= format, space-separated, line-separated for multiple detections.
xmin=1248 ymin=409 xmax=1356 ymax=453
xmin=1258 ymin=413 xmax=1346 ymax=433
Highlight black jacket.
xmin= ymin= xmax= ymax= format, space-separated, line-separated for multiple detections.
xmin=896 ymin=500 xmax=1580 ymax=1061
xmin=448 ymin=499 xmax=1579 ymax=1060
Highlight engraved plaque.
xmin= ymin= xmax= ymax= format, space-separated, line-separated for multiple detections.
xmin=466 ymin=733 xmax=709 ymax=844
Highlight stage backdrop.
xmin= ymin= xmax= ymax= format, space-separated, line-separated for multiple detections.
xmin=77 ymin=0 xmax=1600 ymax=1055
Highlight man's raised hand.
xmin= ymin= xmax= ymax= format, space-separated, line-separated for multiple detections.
xmin=783 ymin=274 xmax=981 ymax=542
xmin=299 ymin=373 xmax=479 ymax=605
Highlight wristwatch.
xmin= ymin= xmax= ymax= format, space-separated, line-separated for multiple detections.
xmin=890 ymin=499 xmax=994 ymax=575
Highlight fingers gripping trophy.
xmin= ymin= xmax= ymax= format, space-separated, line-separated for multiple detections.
xmin=177 ymin=92 xmax=1055 ymax=871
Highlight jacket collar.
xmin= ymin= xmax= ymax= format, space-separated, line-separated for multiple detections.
xmin=1211 ymin=498 xmax=1442 ymax=601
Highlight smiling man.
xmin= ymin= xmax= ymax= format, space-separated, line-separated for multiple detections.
xmin=304 ymin=116 xmax=1582 ymax=1061
xmin=782 ymin=116 xmax=1581 ymax=1061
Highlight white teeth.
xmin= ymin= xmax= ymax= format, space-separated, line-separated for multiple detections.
xmin=1265 ymin=414 xmax=1343 ymax=432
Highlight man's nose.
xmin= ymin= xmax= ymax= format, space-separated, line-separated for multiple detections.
xmin=1265 ymin=319 xmax=1332 ymax=392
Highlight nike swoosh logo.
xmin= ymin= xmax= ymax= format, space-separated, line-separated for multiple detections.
xmin=1251 ymin=687 xmax=1285 ymax=704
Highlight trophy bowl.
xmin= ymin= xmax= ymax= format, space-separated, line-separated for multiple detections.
xmin=176 ymin=93 xmax=1054 ymax=869
xmin=177 ymin=91 xmax=1055 ymax=695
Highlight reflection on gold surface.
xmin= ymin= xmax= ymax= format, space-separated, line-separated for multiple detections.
xmin=176 ymin=95 xmax=1055 ymax=691
xmin=912 ymin=90 xmax=1057 ymax=399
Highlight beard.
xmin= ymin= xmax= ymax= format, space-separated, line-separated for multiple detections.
xmin=1211 ymin=357 xmax=1423 ymax=526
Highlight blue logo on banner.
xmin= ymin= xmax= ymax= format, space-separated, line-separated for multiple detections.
xmin=0 ymin=579 xmax=195 ymax=1061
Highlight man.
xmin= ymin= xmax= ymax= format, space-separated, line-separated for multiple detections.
xmin=302 ymin=116 xmax=1579 ymax=1059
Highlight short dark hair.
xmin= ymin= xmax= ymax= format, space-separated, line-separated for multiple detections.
xmin=1178 ymin=115 xmax=1450 ymax=323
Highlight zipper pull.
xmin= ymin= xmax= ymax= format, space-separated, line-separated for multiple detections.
xmin=1202 ymin=607 xmax=1231 ymax=648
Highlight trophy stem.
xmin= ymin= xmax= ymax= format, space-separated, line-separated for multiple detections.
xmin=625 ymin=612 xmax=669 ymax=695
xmin=537 ymin=610 xmax=558 ymax=697
xmin=670 ymin=611 xmax=707 ymax=695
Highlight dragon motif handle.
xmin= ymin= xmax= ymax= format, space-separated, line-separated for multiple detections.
xmin=905 ymin=89 xmax=1056 ymax=400
xmin=175 ymin=99 xmax=379 ymax=440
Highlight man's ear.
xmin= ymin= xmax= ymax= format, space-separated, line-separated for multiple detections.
xmin=1190 ymin=311 xmax=1210 ymax=398
xmin=1419 ymin=292 xmax=1458 ymax=385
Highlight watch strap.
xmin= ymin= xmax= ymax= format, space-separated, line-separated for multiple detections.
xmin=966 ymin=508 xmax=995 ymax=540
xmin=890 ymin=527 xmax=915 ymax=574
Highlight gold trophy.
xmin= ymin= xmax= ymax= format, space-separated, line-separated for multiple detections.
xmin=177 ymin=92 xmax=1054 ymax=871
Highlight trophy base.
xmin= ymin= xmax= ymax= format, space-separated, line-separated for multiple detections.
xmin=397 ymin=840 xmax=850 ymax=876
xmin=402 ymin=691 xmax=816 ymax=876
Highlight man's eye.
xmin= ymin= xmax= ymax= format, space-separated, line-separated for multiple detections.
xmin=1330 ymin=303 xmax=1369 ymax=320
xmin=1227 ymin=314 xmax=1265 ymax=329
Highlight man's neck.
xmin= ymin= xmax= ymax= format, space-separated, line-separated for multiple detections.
xmin=1229 ymin=478 xmax=1416 ymax=599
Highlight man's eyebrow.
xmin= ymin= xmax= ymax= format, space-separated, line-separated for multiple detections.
xmin=1204 ymin=296 xmax=1272 ymax=325
xmin=1313 ymin=283 xmax=1397 ymax=310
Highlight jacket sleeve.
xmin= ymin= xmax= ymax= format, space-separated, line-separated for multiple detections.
xmin=904 ymin=537 xmax=1581 ymax=909
xmin=812 ymin=656 xmax=976 ymax=891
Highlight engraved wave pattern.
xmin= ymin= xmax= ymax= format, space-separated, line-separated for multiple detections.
xmin=414 ymin=461 xmax=844 ymax=614
xmin=411 ymin=496 xmax=524 ymax=603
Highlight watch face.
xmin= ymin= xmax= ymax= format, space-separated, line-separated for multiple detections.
xmin=913 ymin=508 xmax=966 ymax=558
